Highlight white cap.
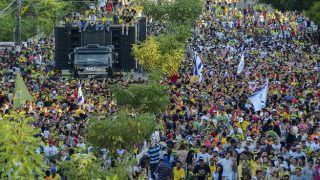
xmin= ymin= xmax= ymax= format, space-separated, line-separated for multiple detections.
xmin=246 ymin=137 xmax=253 ymax=142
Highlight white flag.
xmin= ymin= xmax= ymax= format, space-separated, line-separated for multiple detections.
xmin=77 ymin=84 xmax=85 ymax=105
xmin=237 ymin=54 xmax=245 ymax=75
xmin=248 ymin=81 xmax=268 ymax=112
xmin=193 ymin=51 xmax=203 ymax=82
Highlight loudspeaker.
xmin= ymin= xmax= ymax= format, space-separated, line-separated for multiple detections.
xmin=138 ymin=17 xmax=147 ymax=42
xmin=55 ymin=27 xmax=71 ymax=70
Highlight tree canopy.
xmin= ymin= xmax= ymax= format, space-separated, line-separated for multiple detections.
xmin=0 ymin=119 xmax=43 ymax=178
xmin=111 ymin=81 xmax=170 ymax=114
xmin=0 ymin=0 xmax=87 ymax=41
xmin=305 ymin=1 xmax=320 ymax=25
xmin=86 ymin=110 xmax=157 ymax=156
xmin=133 ymin=0 xmax=203 ymax=76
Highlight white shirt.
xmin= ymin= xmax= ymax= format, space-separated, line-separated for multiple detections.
xmin=218 ymin=158 xmax=233 ymax=177
xmin=77 ymin=143 xmax=86 ymax=149
xmin=44 ymin=146 xmax=58 ymax=156
xmin=308 ymin=142 xmax=319 ymax=152
xmin=196 ymin=152 xmax=211 ymax=163
xmin=43 ymin=130 xmax=50 ymax=139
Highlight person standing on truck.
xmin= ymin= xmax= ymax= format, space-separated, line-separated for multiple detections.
xmin=84 ymin=13 xmax=97 ymax=31
xmin=120 ymin=5 xmax=129 ymax=35
xmin=95 ymin=14 xmax=105 ymax=31
xmin=105 ymin=14 xmax=113 ymax=32
xmin=99 ymin=0 xmax=106 ymax=11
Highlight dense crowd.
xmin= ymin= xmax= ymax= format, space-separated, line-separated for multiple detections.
xmin=140 ymin=0 xmax=320 ymax=180
xmin=0 ymin=0 xmax=320 ymax=179
xmin=0 ymin=39 xmax=123 ymax=179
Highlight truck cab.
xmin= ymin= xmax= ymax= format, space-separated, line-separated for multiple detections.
xmin=72 ymin=44 xmax=117 ymax=77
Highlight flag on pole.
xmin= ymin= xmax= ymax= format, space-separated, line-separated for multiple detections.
xmin=21 ymin=5 xmax=30 ymax=16
xmin=248 ymin=81 xmax=269 ymax=112
xmin=77 ymin=83 xmax=85 ymax=105
xmin=237 ymin=54 xmax=245 ymax=75
xmin=193 ymin=51 xmax=203 ymax=82
xmin=13 ymin=73 xmax=33 ymax=109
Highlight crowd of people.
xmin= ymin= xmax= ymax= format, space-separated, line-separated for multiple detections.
xmin=138 ymin=0 xmax=320 ymax=180
xmin=62 ymin=0 xmax=139 ymax=35
xmin=0 ymin=0 xmax=320 ymax=179
xmin=0 ymin=39 xmax=123 ymax=178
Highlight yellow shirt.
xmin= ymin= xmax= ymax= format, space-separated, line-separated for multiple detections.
xmin=75 ymin=109 xmax=85 ymax=117
xmin=50 ymin=174 xmax=61 ymax=180
xmin=236 ymin=121 xmax=250 ymax=132
xmin=173 ymin=167 xmax=185 ymax=180
xmin=210 ymin=165 xmax=216 ymax=173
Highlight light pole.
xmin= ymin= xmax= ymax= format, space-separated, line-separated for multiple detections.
xmin=15 ymin=0 xmax=22 ymax=44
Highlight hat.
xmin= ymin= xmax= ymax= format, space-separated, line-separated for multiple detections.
xmin=238 ymin=117 xmax=244 ymax=122
xmin=199 ymin=157 xmax=204 ymax=161
xmin=246 ymin=137 xmax=253 ymax=142
xmin=51 ymin=166 xmax=56 ymax=172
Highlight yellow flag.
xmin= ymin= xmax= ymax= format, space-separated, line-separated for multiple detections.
xmin=21 ymin=5 xmax=30 ymax=16
xmin=13 ymin=73 xmax=33 ymax=109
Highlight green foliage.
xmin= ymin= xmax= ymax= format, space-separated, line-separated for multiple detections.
xmin=139 ymin=0 xmax=203 ymax=25
xmin=86 ymin=110 xmax=157 ymax=156
xmin=0 ymin=0 xmax=84 ymax=41
xmin=60 ymin=154 xmax=104 ymax=180
xmin=166 ymin=24 xmax=192 ymax=43
xmin=261 ymin=0 xmax=318 ymax=11
xmin=0 ymin=0 xmax=21 ymax=41
xmin=134 ymin=0 xmax=201 ymax=77
xmin=157 ymin=33 xmax=185 ymax=54
xmin=29 ymin=0 xmax=70 ymax=35
xmin=0 ymin=119 xmax=44 ymax=178
xmin=167 ymin=0 xmax=203 ymax=25
xmin=139 ymin=0 xmax=169 ymax=22
xmin=306 ymin=2 xmax=320 ymax=25
xmin=111 ymin=82 xmax=170 ymax=114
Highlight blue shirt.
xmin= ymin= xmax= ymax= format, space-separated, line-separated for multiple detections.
xmin=148 ymin=145 xmax=161 ymax=164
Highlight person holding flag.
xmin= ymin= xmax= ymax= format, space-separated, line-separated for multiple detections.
xmin=193 ymin=51 xmax=204 ymax=82
xmin=237 ymin=53 xmax=245 ymax=75
xmin=77 ymin=82 xmax=85 ymax=106
xmin=248 ymin=80 xmax=269 ymax=112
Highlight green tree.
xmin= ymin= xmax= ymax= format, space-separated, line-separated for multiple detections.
xmin=0 ymin=0 xmax=83 ymax=41
xmin=166 ymin=24 xmax=192 ymax=43
xmin=261 ymin=0 xmax=320 ymax=13
xmin=28 ymin=0 xmax=71 ymax=35
xmin=306 ymin=2 xmax=320 ymax=25
xmin=132 ymin=34 xmax=185 ymax=75
xmin=138 ymin=0 xmax=169 ymax=22
xmin=86 ymin=110 xmax=157 ymax=156
xmin=111 ymin=81 xmax=170 ymax=114
xmin=167 ymin=0 xmax=203 ymax=25
xmin=60 ymin=154 xmax=104 ymax=180
xmin=157 ymin=33 xmax=185 ymax=54
xmin=134 ymin=0 xmax=201 ymax=77
xmin=0 ymin=119 xmax=44 ymax=178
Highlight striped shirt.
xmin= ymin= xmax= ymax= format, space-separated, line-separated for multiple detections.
xmin=148 ymin=145 xmax=161 ymax=164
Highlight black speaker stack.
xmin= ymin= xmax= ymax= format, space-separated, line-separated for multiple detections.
xmin=54 ymin=17 xmax=147 ymax=71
